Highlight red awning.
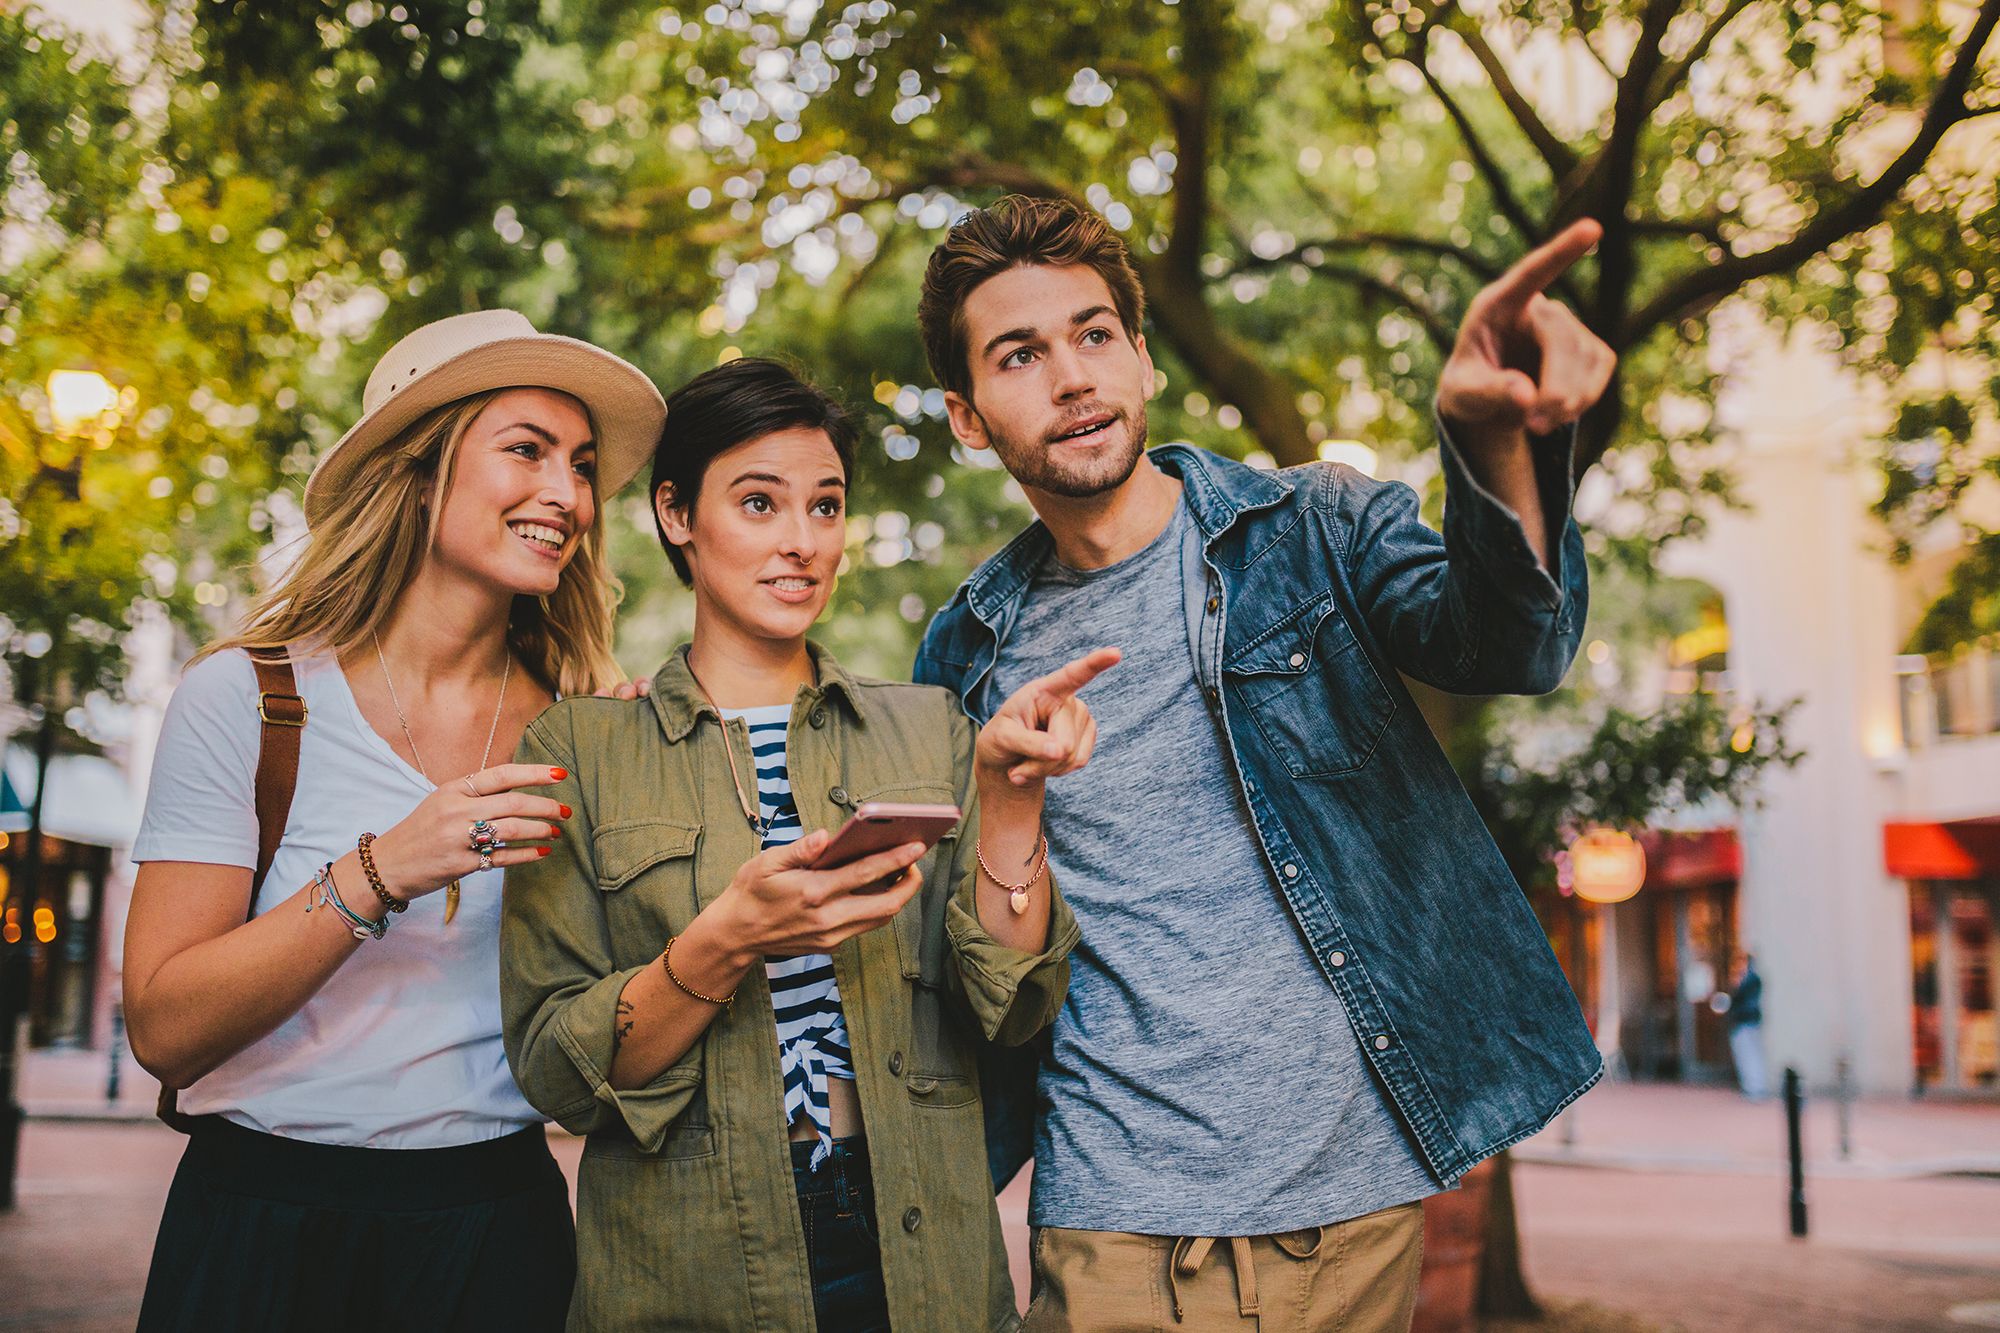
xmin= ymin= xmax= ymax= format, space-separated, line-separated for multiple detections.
xmin=1638 ymin=828 xmax=1742 ymax=890
xmin=1884 ymin=817 xmax=2000 ymax=880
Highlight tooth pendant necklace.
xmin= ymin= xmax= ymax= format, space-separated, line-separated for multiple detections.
xmin=373 ymin=631 xmax=512 ymax=924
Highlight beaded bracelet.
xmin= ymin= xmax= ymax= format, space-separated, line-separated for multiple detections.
xmin=661 ymin=936 xmax=736 ymax=1010
xmin=355 ymin=832 xmax=405 ymax=913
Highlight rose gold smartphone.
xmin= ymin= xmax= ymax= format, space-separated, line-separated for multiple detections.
xmin=811 ymin=802 xmax=962 ymax=873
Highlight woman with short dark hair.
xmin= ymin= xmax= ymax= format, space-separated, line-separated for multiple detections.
xmin=501 ymin=357 xmax=1115 ymax=1331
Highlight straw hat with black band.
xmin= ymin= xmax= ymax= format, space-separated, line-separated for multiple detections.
xmin=302 ymin=309 xmax=666 ymax=529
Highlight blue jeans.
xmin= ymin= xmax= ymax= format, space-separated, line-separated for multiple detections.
xmin=792 ymin=1137 xmax=890 ymax=1332
xmin=1730 ymin=1023 xmax=1770 ymax=1099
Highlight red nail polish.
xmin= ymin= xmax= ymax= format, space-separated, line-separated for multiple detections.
xmin=548 ymin=824 xmax=562 ymax=838
xmin=538 ymin=846 xmax=552 ymax=858
xmin=559 ymin=804 xmax=572 ymax=818
xmin=550 ymin=768 xmax=567 ymax=780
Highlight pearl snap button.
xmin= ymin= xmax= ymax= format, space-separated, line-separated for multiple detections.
xmin=1329 ymin=951 xmax=1346 ymax=967
xmin=1374 ymin=1035 xmax=1391 ymax=1051
xmin=1289 ymin=652 xmax=1306 ymax=668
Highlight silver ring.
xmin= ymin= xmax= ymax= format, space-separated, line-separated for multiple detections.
xmin=469 ymin=818 xmax=499 ymax=854
xmin=462 ymin=775 xmax=482 ymax=798
xmin=478 ymin=850 xmax=494 ymax=872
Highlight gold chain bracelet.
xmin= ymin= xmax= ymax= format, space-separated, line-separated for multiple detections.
xmin=355 ymin=832 xmax=406 ymax=913
xmin=976 ymin=833 xmax=1048 ymax=915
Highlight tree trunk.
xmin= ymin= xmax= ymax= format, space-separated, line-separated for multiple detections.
xmin=1138 ymin=265 xmax=1318 ymax=468
xmin=1474 ymin=1148 xmax=1541 ymax=1318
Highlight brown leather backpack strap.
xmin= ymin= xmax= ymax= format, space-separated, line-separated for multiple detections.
xmin=247 ymin=652 xmax=307 ymax=915
xmin=159 ymin=651 xmax=308 ymax=1134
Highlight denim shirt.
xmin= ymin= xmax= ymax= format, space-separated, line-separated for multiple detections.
xmin=914 ymin=430 xmax=1604 ymax=1189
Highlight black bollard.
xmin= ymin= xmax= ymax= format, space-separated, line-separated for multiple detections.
xmin=1784 ymin=1066 xmax=1808 ymax=1238
xmin=106 ymin=1002 xmax=124 ymax=1104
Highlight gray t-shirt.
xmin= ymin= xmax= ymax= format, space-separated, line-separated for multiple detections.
xmin=991 ymin=497 xmax=1437 ymax=1234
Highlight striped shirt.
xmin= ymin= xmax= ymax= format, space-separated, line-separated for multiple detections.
xmin=720 ymin=705 xmax=853 ymax=1170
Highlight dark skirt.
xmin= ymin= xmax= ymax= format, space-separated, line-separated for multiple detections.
xmin=136 ymin=1116 xmax=575 ymax=1333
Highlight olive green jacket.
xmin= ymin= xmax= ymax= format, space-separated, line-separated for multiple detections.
xmin=500 ymin=644 xmax=1077 ymax=1332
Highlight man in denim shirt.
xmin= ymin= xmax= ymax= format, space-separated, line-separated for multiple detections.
xmin=913 ymin=196 xmax=1616 ymax=1331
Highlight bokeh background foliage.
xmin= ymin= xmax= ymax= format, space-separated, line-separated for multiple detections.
xmin=3 ymin=0 xmax=1994 ymax=705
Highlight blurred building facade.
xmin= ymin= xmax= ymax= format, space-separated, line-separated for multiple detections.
xmin=1567 ymin=319 xmax=2000 ymax=1100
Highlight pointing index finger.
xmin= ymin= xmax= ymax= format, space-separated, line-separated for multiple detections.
xmin=1485 ymin=218 xmax=1602 ymax=312
xmin=1035 ymin=646 xmax=1123 ymax=703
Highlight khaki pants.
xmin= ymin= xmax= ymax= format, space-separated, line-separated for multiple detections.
xmin=1023 ymin=1201 xmax=1424 ymax=1332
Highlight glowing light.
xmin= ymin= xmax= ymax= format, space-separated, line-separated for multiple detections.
xmin=32 ymin=904 xmax=56 ymax=944
xmin=46 ymin=369 xmax=118 ymax=435
xmin=1569 ymin=828 xmax=1646 ymax=905
xmin=1730 ymin=721 xmax=1755 ymax=753
xmin=1586 ymin=640 xmax=1611 ymax=664
xmin=1317 ymin=439 xmax=1378 ymax=476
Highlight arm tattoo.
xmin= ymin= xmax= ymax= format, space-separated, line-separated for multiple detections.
xmin=613 ymin=998 xmax=635 ymax=1051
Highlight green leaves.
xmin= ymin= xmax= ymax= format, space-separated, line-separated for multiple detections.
xmin=1468 ymin=689 xmax=1805 ymax=894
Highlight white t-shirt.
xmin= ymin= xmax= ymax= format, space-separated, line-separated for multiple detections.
xmin=131 ymin=648 xmax=542 ymax=1147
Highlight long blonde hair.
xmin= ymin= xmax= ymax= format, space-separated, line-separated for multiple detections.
xmin=202 ymin=390 xmax=622 ymax=696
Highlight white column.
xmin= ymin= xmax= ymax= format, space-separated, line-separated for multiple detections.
xmin=1659 ymin=316 xmax=1914 ymax=1093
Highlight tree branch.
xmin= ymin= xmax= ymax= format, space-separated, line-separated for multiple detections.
xmin=1408 ymin=36 xmax=1539 ymax=240
xmin=1304 ymin=262 xmax=1459 ymax=351
xmin=1624 ymin=0 xmax=2000 ymax=340
xmin=1226 ymin=231 xmax=1505 ymax=285
xmin=1438 ymin=7 xmax=1580 ymax=180
xmin=1158 ymin=0 xmax=1227 ymax=290
xmin=1629 ymin=213 xmax=1729 ymax=243
xmin=1648 ymin=0 xmax=1757 ymax=108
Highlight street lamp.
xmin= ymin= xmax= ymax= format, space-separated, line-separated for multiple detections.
xmin=1569 ymin=827 xmax=1648 ymax=905
xmin=1 ymin=367 xmax=130 ymax=1209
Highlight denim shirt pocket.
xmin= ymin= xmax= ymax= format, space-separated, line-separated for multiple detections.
xmin=1224 ymin=593 xmax=1396 ymax=777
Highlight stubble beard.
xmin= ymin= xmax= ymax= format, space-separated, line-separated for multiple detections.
xmin=983 ymin=401 xmax=1150 ymax=500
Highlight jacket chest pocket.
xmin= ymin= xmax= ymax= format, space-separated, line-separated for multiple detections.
xmin=592 ymin=820 xmax=703 ymax=960
xmin=1224 ymin=594 xmax=1395 ymax=777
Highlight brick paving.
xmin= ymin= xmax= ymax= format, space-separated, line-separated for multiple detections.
xmin=0 ymin=1073 xmax=1994 ymax=1331
xmin=1517 ymin=1079 xmax=2000 ymax=1180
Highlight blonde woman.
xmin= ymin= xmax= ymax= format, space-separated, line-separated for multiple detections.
xmin=123 ymin=310 xmax=664 ymax=1333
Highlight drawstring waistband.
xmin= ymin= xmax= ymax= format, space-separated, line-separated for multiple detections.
xmin=1169 ymin=1227 xmax=1324 ymax=1328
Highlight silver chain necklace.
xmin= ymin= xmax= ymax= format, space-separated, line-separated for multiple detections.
xmin=372 ymin=631 xmax=512 ymax=923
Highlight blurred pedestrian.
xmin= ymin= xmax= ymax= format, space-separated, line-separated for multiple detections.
xmin=1728 ymin=951 xmax=1769 ymax=1099
xmin=499 ymin=357 xmax=1098 ymax=1331
xmin=121 ymin=311 xmax=663 ymax=1333
xmin=914 ymin=196 xmax=1618 ymax=1332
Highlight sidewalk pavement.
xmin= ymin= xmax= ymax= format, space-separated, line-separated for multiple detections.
xmin=1515 ymin=1079 xmax=2000 ymax=1180
xmin=1 ymin=1083 xmax=1996 ymax=1332
xmin=18 ymin=1044 xmax=159 ymax=1121
xmin=38 ymin=1045 xmax=1995 ymax=1180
